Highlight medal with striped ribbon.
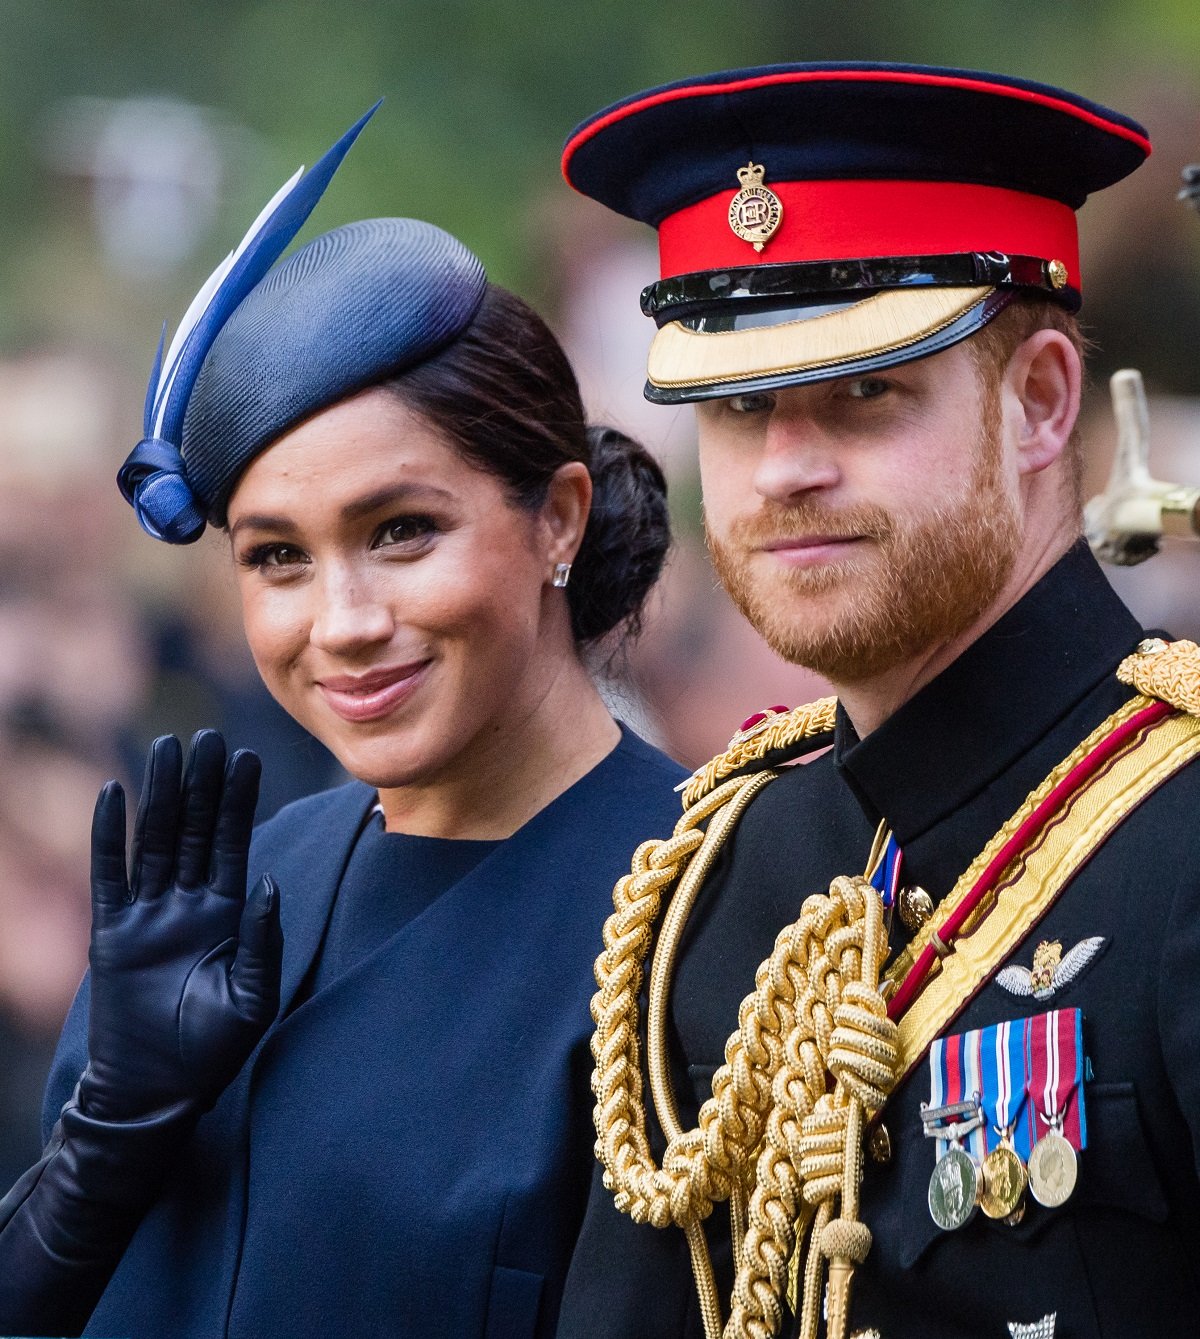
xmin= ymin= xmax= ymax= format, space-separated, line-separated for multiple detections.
xmin=869 ymin=831 xmax=903 ymax=911
xmin=1026 ymin=1007 xmax=1086 ymax=1207
xmin=924 ymin=1030 xmax=988 ymax=1229
xmin=979 ymin=1019 xmax=1030 ymax=1221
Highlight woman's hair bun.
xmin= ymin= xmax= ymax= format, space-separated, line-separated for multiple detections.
xmin=569 ymin=425 xmax=669 ymax=645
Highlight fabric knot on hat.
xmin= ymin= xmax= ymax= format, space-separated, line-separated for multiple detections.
xmin=117 ymin=437 xmax=207 ymax=544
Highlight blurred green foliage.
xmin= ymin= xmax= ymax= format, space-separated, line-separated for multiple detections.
xmin=0 ymin=0 xmax=1195 ymax=388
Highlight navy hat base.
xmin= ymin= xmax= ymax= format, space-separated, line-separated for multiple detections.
xmin=183 ymin=218 xmax=487 ymax=523
xmin=564 ymin=62 xmax=1150 ymax=222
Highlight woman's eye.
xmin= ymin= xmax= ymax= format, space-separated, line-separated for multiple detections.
xmin=240 ymin=543 xmax=308 ymax=571
xmin=845 ymin=376 xmax=891 ymax=400
xmin=374 ymin=515 xmax=437 ymax=549
xmin=727 ymin=391 xmax=777 ymax=415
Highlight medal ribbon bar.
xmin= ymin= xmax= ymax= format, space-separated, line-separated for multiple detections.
xmin=929 ymin=1032 xmax=987 ymax=1163
xmin=1026 ymin=1007 xmax=1087 ymax=1148
xmin=982 ymin=1018 xmax=1033 ymax=1159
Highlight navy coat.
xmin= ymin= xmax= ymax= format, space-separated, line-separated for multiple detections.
xmin=44 ymin=727 xmax=685 ymax=1339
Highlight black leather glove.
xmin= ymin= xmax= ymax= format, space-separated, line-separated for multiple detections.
xmin=0 ymin=731 xmax=283 ymax=1337
xmin=82 ymin=729 xmax=282 ymax=1121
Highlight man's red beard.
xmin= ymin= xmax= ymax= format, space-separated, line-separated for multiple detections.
xmin=706 ymin=431 xmax=1022 ymax=684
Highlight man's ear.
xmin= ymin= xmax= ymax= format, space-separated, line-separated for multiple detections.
xmin=1004 ymin=328 xmax=1082 ymax=477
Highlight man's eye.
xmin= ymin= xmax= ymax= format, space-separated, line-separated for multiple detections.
xmin=845 ymin=377 xmax=891 ymax=400
xmin=727 ymin=391 xmax=776 ymax=414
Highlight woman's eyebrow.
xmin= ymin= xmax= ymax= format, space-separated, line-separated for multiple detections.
xmin=229 ymin=483 xmax=458 ymax=541
xmin=339 ymin=482 xmax=456 ymax=523
xmin=228 ymin=512 xmax=298 ymax=542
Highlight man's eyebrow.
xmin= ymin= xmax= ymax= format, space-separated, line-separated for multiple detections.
xmin=229 ymin=483 xmax=458 ymax=540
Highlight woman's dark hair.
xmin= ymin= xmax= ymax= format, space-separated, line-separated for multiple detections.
xmin=384 ymin=284 xmax=669 ymax=646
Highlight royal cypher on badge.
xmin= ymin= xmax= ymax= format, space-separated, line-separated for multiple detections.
xmin=728 ymin=162 xmax=783 ymax=252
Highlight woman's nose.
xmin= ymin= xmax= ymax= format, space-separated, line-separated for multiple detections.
xmin=309 ymin=572 xmax=394 ymax=654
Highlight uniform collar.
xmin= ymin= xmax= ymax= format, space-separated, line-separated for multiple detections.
xmin=833 ymin=540 xmax=1143 ymax=844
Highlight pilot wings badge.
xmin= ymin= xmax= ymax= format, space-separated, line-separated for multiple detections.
xmin=1009 ymin=1315 xmax=1056 ymax=1339
xmin=996 ymin=938 xmax=1106 ymax=1001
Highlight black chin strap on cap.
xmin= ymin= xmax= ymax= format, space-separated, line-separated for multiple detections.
xmin=117 ymin=438 xmax=207 ymax=545
xmin=641 ymin=251 xmax=1077 ymax=325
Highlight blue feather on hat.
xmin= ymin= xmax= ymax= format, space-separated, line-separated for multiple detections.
xmin=118 ymin=102 xmax=380 ymax=544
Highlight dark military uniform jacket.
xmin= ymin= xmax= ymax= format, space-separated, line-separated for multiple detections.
xmin=558 ymin=543 xmax=1200 ymax=1339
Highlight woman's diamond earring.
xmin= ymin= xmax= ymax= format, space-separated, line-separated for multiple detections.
xmin=552 ymin=562 xmax=572 ymax=588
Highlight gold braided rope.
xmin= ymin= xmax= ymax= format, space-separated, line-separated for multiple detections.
xmin=592 ymin=700 xmax=900 ymax=1339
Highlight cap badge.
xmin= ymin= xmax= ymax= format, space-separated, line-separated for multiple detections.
xmin=728 ymin=162 xmax=783 ymax=252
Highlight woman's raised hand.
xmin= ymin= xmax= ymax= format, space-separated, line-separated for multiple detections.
xmin=81 ymin=731 xmax=283 ymax=1122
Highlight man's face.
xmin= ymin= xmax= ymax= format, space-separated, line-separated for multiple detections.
xmin=697 ymin=341 xmax=1023 ymax=684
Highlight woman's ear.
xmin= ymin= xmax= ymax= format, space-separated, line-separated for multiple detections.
xmin=542 ymin=460 xmax=592 ymax=567
xmin=1004 ymin=328 xmax=1082 ymax=478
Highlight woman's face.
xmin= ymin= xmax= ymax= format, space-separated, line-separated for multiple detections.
xmin=225 ymin=386 xmax=583 ymax=792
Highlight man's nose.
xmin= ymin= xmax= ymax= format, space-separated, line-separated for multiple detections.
xmin=752 ymin=410 xmax=842 ymax=503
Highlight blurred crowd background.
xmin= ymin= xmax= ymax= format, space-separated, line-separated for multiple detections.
xmin=1 ymin=0 xmax=1199 ymax=1184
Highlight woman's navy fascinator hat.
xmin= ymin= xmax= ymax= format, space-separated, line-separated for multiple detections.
xmin=117 ymin=104 xmax=488 ymax=543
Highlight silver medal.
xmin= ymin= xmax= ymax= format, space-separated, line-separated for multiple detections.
xmin=927 ymin=1144 xmax=980 ymax=1230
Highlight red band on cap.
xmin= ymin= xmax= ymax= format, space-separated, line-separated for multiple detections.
xmin=658 ymin=179 xmax=1080 ymax=283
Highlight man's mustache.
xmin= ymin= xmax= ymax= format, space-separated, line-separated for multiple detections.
xmin=710 ymin=502 xmax=895 ymax=548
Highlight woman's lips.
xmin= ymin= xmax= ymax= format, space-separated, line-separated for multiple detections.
xmin=316 ymin=661 xmax=430 ymax=723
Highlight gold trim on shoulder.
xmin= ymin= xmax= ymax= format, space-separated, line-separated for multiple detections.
xmin=1117 ymin=637 xmax=1200 ymax=715
xmin=680 ymin=696 xmax=837 ymax=808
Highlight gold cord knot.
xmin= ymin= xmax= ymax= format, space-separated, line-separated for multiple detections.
xmin=798 ymin=1100 xmax=849 ymax=1206
xmin=820 ymin=1217 xmax=873 ymax=1265
xmin=827 ymin=982 xmax=900 ymax=1111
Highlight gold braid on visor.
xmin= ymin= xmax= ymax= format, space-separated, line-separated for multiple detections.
xmin=646 ymin=285 xmax=993 ymax=393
